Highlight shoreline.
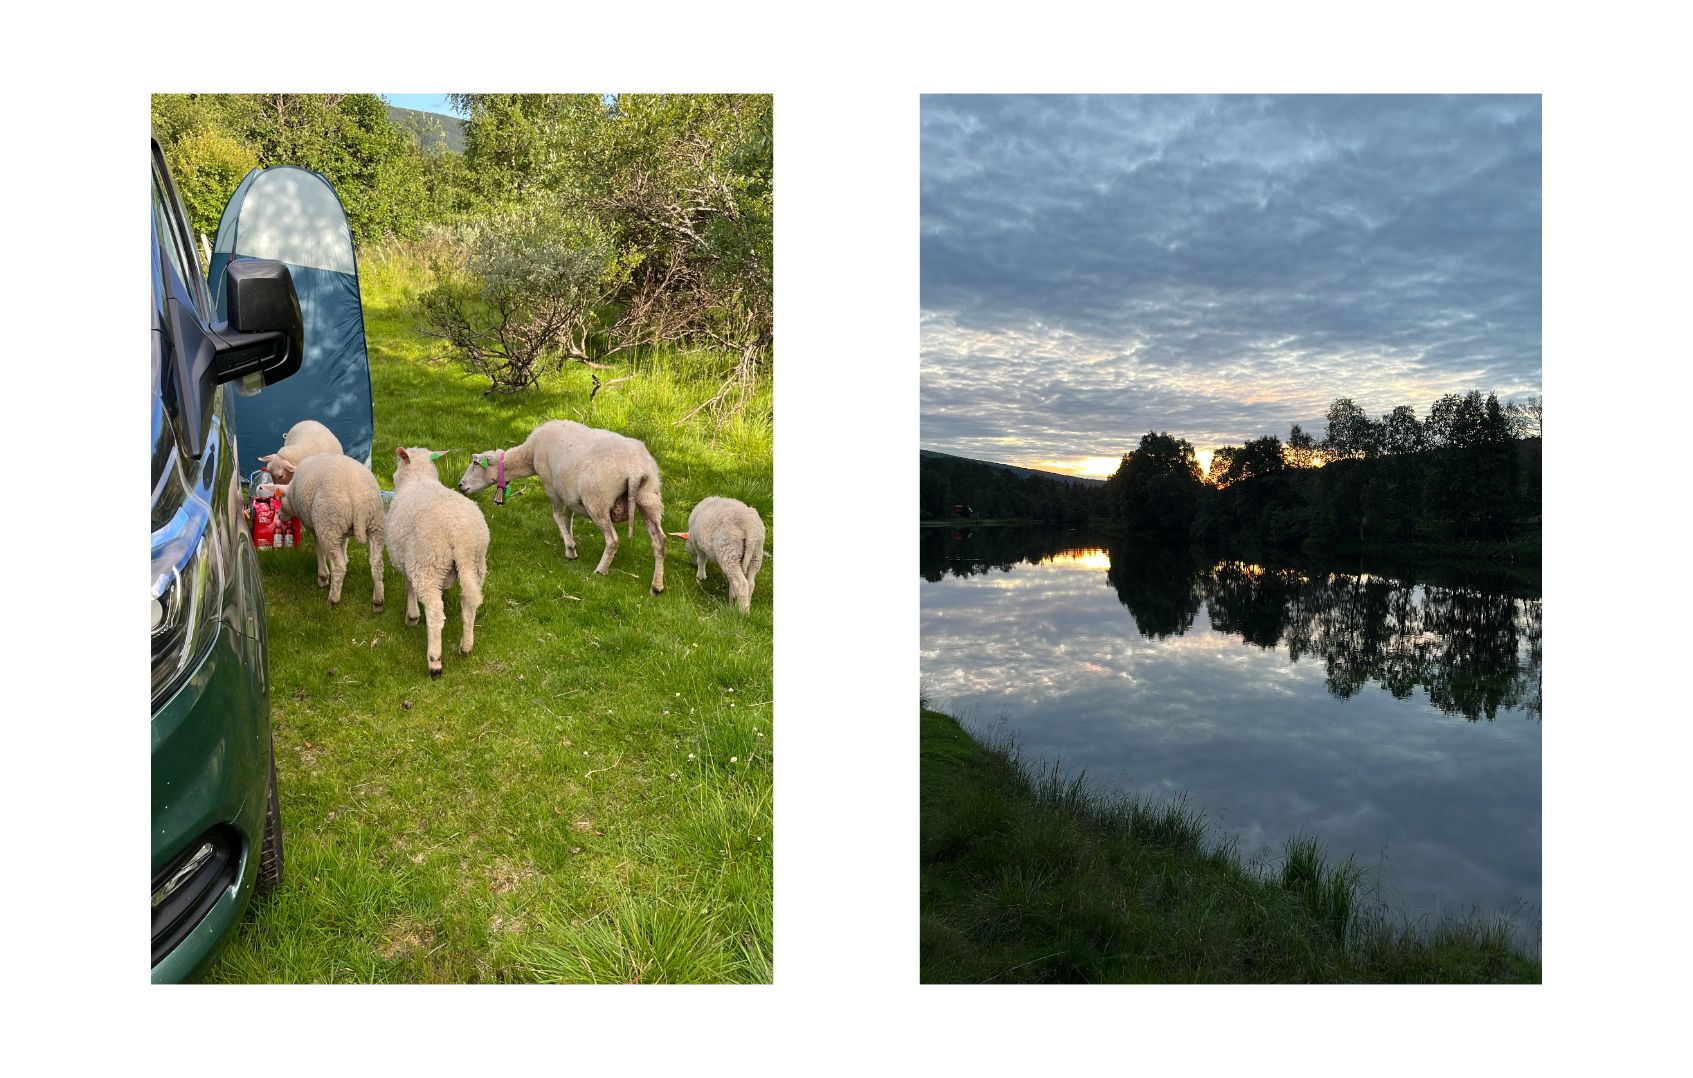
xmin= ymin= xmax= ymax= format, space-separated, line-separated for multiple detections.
xmin=920 ymin=706 xmax=1540 ymax=984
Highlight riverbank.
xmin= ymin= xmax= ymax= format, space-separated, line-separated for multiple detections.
xmin=920 ymin=706 xmax=1540 ymax=983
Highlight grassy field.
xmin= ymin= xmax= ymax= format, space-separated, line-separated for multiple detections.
xmin=921 ymin=707 xmax=1540 ymax=984
xmin=200 ymin=247 xmax=772 ymax=983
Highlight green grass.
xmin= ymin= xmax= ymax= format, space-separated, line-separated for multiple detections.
xmin=200 ymin=246 xmax=771 ymax=983
xmin=921 ymin=707 xmax=1540 ymax=984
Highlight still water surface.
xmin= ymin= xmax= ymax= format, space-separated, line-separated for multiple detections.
xmin=921 ymin=526 xmax=1541 ymax=946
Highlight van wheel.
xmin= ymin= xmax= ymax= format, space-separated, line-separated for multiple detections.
xmin=257 ymin=751 xmax=283 ymax=893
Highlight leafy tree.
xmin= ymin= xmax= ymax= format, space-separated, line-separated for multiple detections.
xmin=169 ymin=130 xmax=259 ymax=239
xmin=1505 ymin=395 xmax=1543 ymax=439
xmin=1322 ymin=398 xmax=1377 ymax=460
xmin=1286 ymin=423 xmax=1319 ymax=469
xmin=1206 ymin=446 xmax=1238 ymax=487
xmin=1378 ymin=405 xmax=1424 ymax=456
xmin=1105 ymin=432 xmax=1205 ymax=535
xmin=1230 ymin=435 xmax=1287 ymax=484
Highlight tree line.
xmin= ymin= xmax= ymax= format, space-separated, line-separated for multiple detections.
xmin=919 ymin=455 xmax=1103 ymax=524
xmin=151 ymin=93 xmax=772 ymax=407
xmin=1103 ymin=391 xmax=1540 ymax=549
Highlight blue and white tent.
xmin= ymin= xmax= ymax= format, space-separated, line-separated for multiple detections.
xmin=209 ymin=166 xmax=374 ymax=470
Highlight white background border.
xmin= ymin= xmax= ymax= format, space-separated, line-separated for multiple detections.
xmin=4 ymin=0 xmax=1687 ymax=1071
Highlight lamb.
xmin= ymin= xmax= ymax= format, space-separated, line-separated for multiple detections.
xmin=258 ymin=419 xmax=343 ymax=483
xmin=254 ymin=454 xmax=386 ymax=612
xmin=456 ymin=420 xmax=666 ymax=595
xmin=683 ymin=497 xmax=766 ymax=614
xmin=388 ymin=447 xmax=491 ymax=678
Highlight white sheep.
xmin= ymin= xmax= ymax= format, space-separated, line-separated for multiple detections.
xmin=683 ymin=497 xmax=766 ymax=614
xmin=254 ymin=454 xmax=385 ymax=612
xmin=258 ymin=419 xmax=344 ymax=483
xmin=456 ymin=420 xmax=666 ymax=595
xmin=388 ymin=447 xmax=491 ymax=678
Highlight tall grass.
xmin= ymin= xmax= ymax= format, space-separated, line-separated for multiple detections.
xmin=200 ymin=245 xmax=771 ymax=983
xmin=921 ymin=707 xmax=1539 ymax=984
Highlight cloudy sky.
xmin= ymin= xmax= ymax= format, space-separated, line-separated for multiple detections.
xmin=921 ymin=95 xmax=1542 ymax=476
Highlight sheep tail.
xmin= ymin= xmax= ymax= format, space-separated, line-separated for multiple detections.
xmin=626 ymin=472 xmax=641 ymax=539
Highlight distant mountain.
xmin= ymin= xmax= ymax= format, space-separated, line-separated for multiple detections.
xmin=920 ymin=449 xmax=1107 ymax=487
xmin=386 ymin=106 xmax=466 ymax=153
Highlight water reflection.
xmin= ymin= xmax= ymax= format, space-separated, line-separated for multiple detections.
xmin=923 ymin=529 xmax=1542 ymax=722
xmin=920 ymin=527 xmax=1541 ymax=943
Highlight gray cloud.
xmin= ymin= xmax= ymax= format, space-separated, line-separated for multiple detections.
xmin=922 ymin=95 xmax=1542 ymax=465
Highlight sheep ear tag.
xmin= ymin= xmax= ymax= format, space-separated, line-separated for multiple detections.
xmin=429 ymin=451 xmax=445 ymax=461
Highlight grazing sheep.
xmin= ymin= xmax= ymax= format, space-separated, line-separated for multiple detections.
xmin=388 ymin=447 xmax=490 ymax=678
xmin=684 ymin=497 xmax=766 ymax=614
xmin=259 ymin=419 xmax=344 ymax=483
xmin=254 ymin=454 xmax=385 ymax=612
xmin=457 ymin=420 xmax=666 ymax=595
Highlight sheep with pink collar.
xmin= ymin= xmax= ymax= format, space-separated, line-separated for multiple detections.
xmin=456 ymin=420 xmax=667 ymax=595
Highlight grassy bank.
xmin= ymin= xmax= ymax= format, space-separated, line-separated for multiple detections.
xmin=921 ymin=707 xmax=1539 ymax=983
xmin=200 ymin=246 xmax=772 ymax=983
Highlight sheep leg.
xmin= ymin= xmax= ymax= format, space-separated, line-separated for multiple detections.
xmin=636 ymin=491 xmax=666 ymax=594
xmin=327 ymin=535 xmax=349 ymax=606
xmin=722 ymin=560 xmax=751 ymax=614
xmin=315 ymin=543 xmax=330 ymax=588
xmin=458 ymin=559 xmax=482 ymax=656
xmin=405 ymin=579 xmax=420 ymax=626
xmin=551 ymin=503 xmax=578 ymax=560
xmin=590 ymin=508 xmax=620 ymax=576
xmin=695 ymin=551 xmax=708 ymax=582
xmin=744 ymin=546 xmax=764 ymax=608
xmin=368 ymin=538 xmax=386 ymax=613
xmin=420 ymin=586 xmax=447 ymax=678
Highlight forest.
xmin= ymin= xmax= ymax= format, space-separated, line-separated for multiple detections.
xmin=918 ymin=453 xmax=1099 ymax=523
xmin=152 ymin=93 xmax=771 ymax=409
xmin=919 ymin=390 xmax=1541 ymax=556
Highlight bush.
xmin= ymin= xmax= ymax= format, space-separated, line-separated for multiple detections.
xmin=419 ymin=202 xmax=631 ymax=394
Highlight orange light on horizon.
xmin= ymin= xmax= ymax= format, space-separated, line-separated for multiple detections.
xmin=1034 ymin=456 xmax=1123 ymax=478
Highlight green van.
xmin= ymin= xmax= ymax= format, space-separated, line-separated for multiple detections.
xmin=150 ymin=140 xmax=303 ymax=982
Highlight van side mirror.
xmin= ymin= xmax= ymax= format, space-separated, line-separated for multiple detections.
xmin=211 ymin=259 xmax=304 ymax=386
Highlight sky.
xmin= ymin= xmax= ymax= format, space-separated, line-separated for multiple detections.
xmin=921 ymin=95 xmax=1542 ymax=477
xmin=383 ymin=94 xmax=464 ymax=117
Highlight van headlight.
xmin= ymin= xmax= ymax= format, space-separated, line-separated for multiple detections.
xmin=152 ymin=504 xmax=224 ymax=708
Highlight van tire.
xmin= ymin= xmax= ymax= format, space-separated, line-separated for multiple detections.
xmin=257 ymin=750 xmax=283 ymax=893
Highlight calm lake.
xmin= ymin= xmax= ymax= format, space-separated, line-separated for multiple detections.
xmin=921 ymin=526 xmax=1541 ymax=948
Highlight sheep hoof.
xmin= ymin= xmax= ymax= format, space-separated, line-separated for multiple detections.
xmin=651 ymin=584 xmax=664 ymax=595
xmin=327 ymin=597 xmax=339 ymax=608
xmin=594 ymin=568 xmax=609 ymax=576
xmin=459 ymin=643 xmax=473 ymax=655
xmin=406 ymin=614 xmax=419 ymax=627
xmin=429 ymin=664 xmax=442 ymax=679
xmin=316 ymin=577 xmax=329 ymax=588
xmin=565 ymin=551 xmax=578 ymax=561
xmin=373 ymin=601 xmax=384 ymax=613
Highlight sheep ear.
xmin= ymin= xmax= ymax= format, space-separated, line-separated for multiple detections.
xmin=397 ymin=447 xmax=410 ymax=463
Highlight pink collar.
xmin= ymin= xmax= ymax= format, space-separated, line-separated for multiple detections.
xmin=494 ymin=449 xmax=508 ymax=505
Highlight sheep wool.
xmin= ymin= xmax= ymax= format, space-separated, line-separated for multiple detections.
xmin=458 ymin=420 xmax=667 ymax=595
xmin=259 ymin=418 xmax=344 ymax=483
xmin=387 ymin=447 xmax=491 ymax=678
xmin=257 ymin=453 xmax=385 ymax=612
xmin=686 ymin=497 xmax=766 ymax=614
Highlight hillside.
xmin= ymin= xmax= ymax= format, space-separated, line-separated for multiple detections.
xmin=386 ymin=106 xmax=466 ymax=153
xmin=919 ymin=449 xmax=1105 ymax=487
